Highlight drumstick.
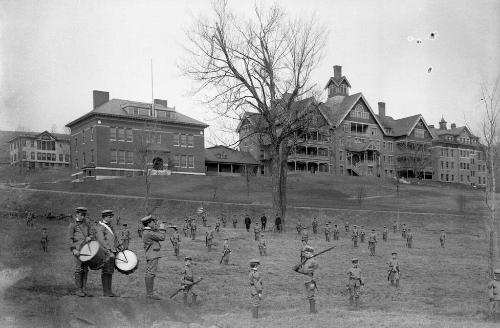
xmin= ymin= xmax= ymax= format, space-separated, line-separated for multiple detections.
xmin=79 ymin=252 xmax=91 ymax=257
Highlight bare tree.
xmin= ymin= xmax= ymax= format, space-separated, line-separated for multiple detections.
xmin=396 ymin=141 xmax=432 ymax=179
xmin=478 ymin=76 xmax=500 ymax=277
xmin=182 ymin=1 xmax=327 ymax=227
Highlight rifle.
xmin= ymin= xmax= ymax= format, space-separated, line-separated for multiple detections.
xmin=169 ymin=237 xmax=174 ymax=247
xmin=219 ymin=249 xmax=231 ymax=264
xmin=170 ymin=278 xmax=203 ymax=299
xmin=205 ymin=234 xmax=208 ymax=247
xmin=292 ymin=245 xmax=335 ymax=272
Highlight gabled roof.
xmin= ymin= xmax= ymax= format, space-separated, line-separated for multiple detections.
xmin=431 ymin=125 xmax=474 ymax=138
xmin=8 ymin=130 xmax=70 ymax=143
xmin=324 ymin=76 xmax=352 ymax=89
xmin=318 ymin=93 xmax=386 ymax=132
xmin=376 ymin=114 xmax=422 ymax=137
xmin=205 ymin=145 xmax=259 ymax=164
xmin=66 ymin=99 xmax=208 ymax=128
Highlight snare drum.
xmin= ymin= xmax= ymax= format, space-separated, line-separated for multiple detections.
xmin=114 ymin=250 xmax=138 ymax=275
xmin=78 ymin=240 xmax=106 ymax=270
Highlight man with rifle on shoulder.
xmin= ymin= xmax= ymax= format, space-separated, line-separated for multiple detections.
xmin=220 ymin=238 xmax=231 ymax=265
xmin=293 ymin=245 xmax=320 ymax=314
xmin=180 ymin=256 xmax=200 ymax=306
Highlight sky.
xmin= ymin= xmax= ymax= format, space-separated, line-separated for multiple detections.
xmin=0 ymin=0 xmax=499 ymax=145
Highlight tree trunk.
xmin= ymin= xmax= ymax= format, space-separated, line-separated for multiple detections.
xmin=271 ymin=142 xmax=289 ymax=231
xmin=487 ymin=148 xmax=497 ymax=278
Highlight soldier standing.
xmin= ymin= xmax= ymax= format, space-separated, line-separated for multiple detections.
xmin=260 ymin=214 xmax=267 ymax=231
xmin=254 ymin=222 xmax=261 ymax=241
xmin=401 ymin=224 xmax=407 ymax=239
xmin=392 ymin=221 xmax=397 ymax=233
xmin=171 ymin=227 xmax=181 ymax=258
xmin=324 ymin=222 xmax=331 ymax=242
xmin=68 ymin=207 xmax=94 ymax=297
xmin=190 ymin=220 xmax=197 ymax=240
xmin=120 ymin=223 xmax=130 ymax=250
xmin=205 ymin=226 xmax=214 ymax=251
xmin=215 ymin=217 xmax=221 ymax=233
xmin=344 ymin=221 xmax=350 ymax=233
xmin=245 ymin=214 xmax=252 ymax=232
xmin=183 ymin=219 xmax=189 ymax=237
xmin=351 ymin=225 xmax=359 ymax=248
xmin=201 ymin=210 xmax=207 ymax=227
xmin=368 ymin=229 xmax=377 ymax=256
xmin=187 ymin=217 xmax=193 ymax=238
xmin=333 ymin=224 xmax=340 ymax=241
xmin=312 ymin=217 xmax=319 ymax=235
xmin=221 ymin=215 xmax=227 ymax=228
xmin=137 ymin=218 xmax=144 ymax=238
xmin=296 ymin=219 xmax=303 ymax=235
xmin=300 ymin=239 xmax=308 ymax=262
xmin=387 ymin=251 xmax=400 ymax=287
xmin=41 ymin=227 xmax=48 ymax=252
xmin=439 ymin=229 xmax=446 ymax=248
xmin=293 ymin=245 xmax=319 ymax=314
xmin=96 ymin=210 xmax=119 ymax=297
xmin=382 ymin=226 xmax=388 ymax=242
xmin=258 ymin=233 xmax=267 ymax=256
xmin=221 ymin=238 xmax=231 ymax=265
xmin=488 ymin=269 xmax=500 ymax=315
xmin=359 ymin=226 xmax=366 ymax=243
xmin=232 ymin=215 xmax=238 ymax=228
xmin=181 ymin=256 xmax=199 ymax=306
xmin=406 ymin=228 xmax=413 ymax=248
xmin=249 ymin=259 xmax=263 ymax=319
xmin=347 ymin=258 xmax=364 ymax=307
xmin=275 ymin=215 xmax=282 ymax=233
xmin=301 ymin=227 xmax=309 ymax=244
xmin=142 ymin=215 xmax=166 ymax=300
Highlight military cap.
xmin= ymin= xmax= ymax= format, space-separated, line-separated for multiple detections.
xmin=352 ymin=258 xmax=359 ymax=263
xmin=141 ymin=215 xmax=153 ymax=224
xmin=76 ymin=207 xmax=88 ymax=213
xmin=123 ymin=223 xmax=128 ymax=227
xmin=304 ymin=245 xmax=314 ymax=253
xmin=383 ymin=226 xmax=387 ymax=228
xmin=101 ymin=210 xmax=114 ymax=217
xmin=249 ymin=259 xmax=260 ymax=265
xmin=392 ymin=251 xmax=398 ymax=255
xmin=326 ymin=222 xmax=330 ymax=225
xmin=185 ymin=256 xmax=192 ymax=261
xmin=371 ymin=229 xmax=375 ymax=231
xmin=353 ymin=225 xmax=357 ymax=227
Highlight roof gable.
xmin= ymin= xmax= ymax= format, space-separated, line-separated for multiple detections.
xmin=407 ymin=116 xmax=434 ymax=138
xmin=205 ymin=145 xmax=259 ymax=164
xmin=324 ymin=76 xmax=352 ymax=89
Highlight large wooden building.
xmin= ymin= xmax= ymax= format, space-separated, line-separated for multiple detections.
xmin=238 ymin=65 xmax=485 ymax=186
xmin=66 ymin=90 xmax=208 ymax=180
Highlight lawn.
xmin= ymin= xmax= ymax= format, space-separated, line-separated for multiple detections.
xmin=0 ymin=182 xmax=498 ymax=327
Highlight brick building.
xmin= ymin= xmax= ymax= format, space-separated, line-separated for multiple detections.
xmin=8 ymin=131 xmax=71 ymax=169
xmin=238 ymin=65 xmax=484 ymax=186
xmin=66 ymin=90 xmax=208 ymax=179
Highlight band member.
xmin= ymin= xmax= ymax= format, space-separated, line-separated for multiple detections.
xmin=68 ymin=206 xmax=94 ymax=297
xmin=142 ymin=215 xmax=166 ymax=300
xmin=96 ymin=210 xmax=119 ymax=297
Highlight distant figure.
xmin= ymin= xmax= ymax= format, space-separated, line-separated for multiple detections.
xmin=258 ymin=234 xmax=267 ymax=256
xmin=275 ymin=215 xmax=282 ymax=233
xmin=260 ymin=214 xmax=267 ymax=231
xmin=120 ymin=224 xmax=130 ymax=250
xmin=137 ymin=219 xmax=144 ymax=238
xmin=249 ymin=259 xmax=263 ymax=319
xmin=344 ymin=221 xmax=349 ymax=233
xmin=244 ymin=214 xmax=252 ymax=232
xmin=41 ymin=227 xmax=48 ymax=252
xmin=439 ymin=229 xmax=446 ymax=248
xmin=221 ymin=215 xmax=227 ymax=228
xmin=181 ymin=256 xmax=199 ymax=306
xmin=406 ymin=228 xmax=413 ymax=248
xmin=382 ymin=226 xmax=388 ymax=242
xmin=301 ymin=227 xmax=309 ymax=244
xmin=296 ymin=220 xmax=303 ymax=235
xmin=214 ymin=217 xmax=221 ymax=232
xmin=347 ymin=258 xmax=363 ymax=307
xmin=359 ymin=226 xmax=366 ymax=243
xmin=351 ymin=225 xmax=359 ymax=248
xmin=333 ymin=224 xmax=340 ymax=240
xmin=232 ymin=215 xmax=238 ymax=228
xmin=254 ymin=222 xmax=261 ymax=241
xmin=324 ymin=222 xmax=331 ymax=242
xmin=401 ymin=224 xmax=407 ymax=239
xmin=190 ymin=220 xmax=197 ymax=240
xmin=205 ymin=226 xmax=214 ymax=251
xmin=488 ymin=269 xmax=500 ymax=315
xmin=311 ymin=217 xmax=318 ymax=234
xmin=202 ymin=212 xmax=207 ymax=227
xmin=387 ymin=252 xmax=400 ymax=287
xmin=221 ymin=238 xmax=231 ymax=265
xmin=392 ymin=221 xmax=397 ymax=233
xmin=368 ymin=229 xmax=377 ymax=256
xmin=183 ymin=219 xmax=189 ymax=237
xmin=171 ymin=227 xmax=181 ymax=258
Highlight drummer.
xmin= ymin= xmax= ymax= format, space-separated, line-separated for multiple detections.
xmin=142 ymin=215 xmax=166 ymax=300
xmin=96 ymin=209 xmax=119 ymax=297
xmin=68 ymin=206 xmax=94 ymax=297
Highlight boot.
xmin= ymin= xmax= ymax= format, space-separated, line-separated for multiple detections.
xmin=107 ymin=274 xmax=117 ymax=297
xmin=82 ymin=271 xmax=93 ymax=297
xmin=145 ymin=277 xmax=161 ymax=300
xmin=74 ymin=273 xmax=85 ymax=297
xmin=183 ymin=293 xmax=188 ymax=306
xmin=101 ymin=274 xmax=108 ymax=296
xmin=309 ymin=299 xmax=317 ymax=314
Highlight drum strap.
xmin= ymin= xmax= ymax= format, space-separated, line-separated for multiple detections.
xmin=99 ymin=221 xmax=114 ymax=236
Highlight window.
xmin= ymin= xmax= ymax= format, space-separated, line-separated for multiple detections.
xmin=441 ymin=174 xmax=444 ymax=181
xmin=126 ymin=129 xmax=133 ymax=142
xmin=110 ymin=127 xmax=116 ymax=141
xmin=383 ymin=142 xmax=386 ymax=150
xmin=446 ymin=162 xmax=449 ymax=169
xmin=126 ymin=151 xmax=134 ymax=164
xmin=446 ymin=174 xmax=449 ymax=181
xmin=52 ymin=153 xmax=56 ymax=161
xmin=451 ymin=162 xmax=454 ymax=169
xmin=118 ymin=150 xmax=125 ymax=164
xmin=415 ymin=128 xmax=424 ymax=138
xmin=339 ymin=151 xmax=343 ymax=161
xmin=187 ymin=135 xmax=194 ymax=147
xmin=155 ymin=132 xmax=161 ymax=144
xmin=118 ymin=128 xmax=125 ymax=141
xmin=451 ymin=175 xmax=454 ymax=181
xmin=90 ymin=127 xmax=94 ymax=141
xmin=65 ymin=154 xmax=70 ymax=162
xmin=180 ymin=134 xmax=187 ymax=147
xmin=451 ymin=150 xmax=454 ymax=157
xmin=83 ymin=152 xmax=86 ymax=164
xmin=181 ymin=155 xmax=187 ymax=168
xmin=74 ymin=138 xmax=77 ymax=152
xmin=466 ymin=163 xmax=469 ymax=170
xmin=173 ymin=133 xmax=180 ymax=146
xmin=59 ymin=154 xmax=63 ymax=162
xmin=441 ymin=161 xmax=444 ymax=169
xmin=22 ymin=151 xmax=26 ymax=159
xmin=37 ymin=153 xmax=41 ymax=160
xmin=110 ymin=149 xmax=117 ymax=163
xmin=82 ymin=129 xmax=86 ymax=143
xmin=42 ymin=153 xmax=46 ymax=160
xmin=90 ymin=149 xmax=94 ymax=162
xmin=30 ymin=140 xmax=34 ymax=147
xmin=187 ymin=155 xmax=194 ymax=168
xmin=42 ymin=141 xmax=47 ymax=150
xmin=31 ymin=152 xmax=35 ymax=160
xmin=174 ymin=155 xmax=180 ymax=167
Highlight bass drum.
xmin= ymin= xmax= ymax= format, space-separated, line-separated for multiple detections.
xmin=115 ymin=250 xmax=139 ymax=275
xmin=78 ymin=240 xmax=106 ymax=270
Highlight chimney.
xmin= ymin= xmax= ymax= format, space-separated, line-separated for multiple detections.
xmin=451 ymin=123 xmax=456 ymax=129
xmin=439 ymin=117 xmax=447 ymax=130
xmin=93 ymin=90 xmax=109 ymax=109
xmin=378 ymin=102 xmax=386 ymax=118
xmin=428 ymin=124 xmax=435 ymax=129
xmin=154 ymin=99 xmax=168 ymax=108
xmin=334 ymin=65 xmax=342 ymax=78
